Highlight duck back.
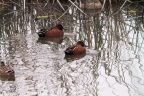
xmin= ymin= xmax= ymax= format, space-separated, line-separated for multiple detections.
xmin=38 ymin=24 xmax=64 ymax=37
xmin=73 ymin=46 xmax=86 ymax=54
xmin=0 ymin=62 xmax=14 ymax=75
xmin=0 ymin=66 xmax=14 ymax=75
xmin=64 ymin=45 xmax=86 ymax=55
xmin=45 ymin=29 xmax=64 ymax=37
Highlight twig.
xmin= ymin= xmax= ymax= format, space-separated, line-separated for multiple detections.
xmin=23 ymin=0 xmax=25 ymax=10
xmin=68 ymin=0 xmax=87 ymax=16
xmin=9 ymin=0 xmax=21 ymax=7
xmin=119 ymin=0 xmax=133 ymax=10
xmin=57 ymin=0 xmax=65 ymax=11
xmin=101 ymin=0 xmax=106 ymax=10
xmin=0 ymin=2 xmax=9 ymax=6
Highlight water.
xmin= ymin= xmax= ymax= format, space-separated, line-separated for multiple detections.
xmin=0 ymin=1 xmax=144 ymax=96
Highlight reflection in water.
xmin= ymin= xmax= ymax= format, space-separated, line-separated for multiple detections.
xmin=0 ymin=75 xmax=15 ymax=81
xmin=64 ymin=53 xmax=86 ymax=62
xmin=37 ymin=36 xmax=65 ymax=44
xmin=0 ymin=1 xmax=144 ymax=96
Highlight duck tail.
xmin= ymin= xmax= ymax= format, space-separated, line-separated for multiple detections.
xmin=37 ymin=29 xmax=47 ymax=37
xmin=64 ymin=51 xmax=72 ymax=55
xmin=64 ymin=46 xmax=75 ymax=55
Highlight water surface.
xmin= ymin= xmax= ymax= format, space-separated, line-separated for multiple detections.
xmin=0 ymin=1 xmax=144 ymax=96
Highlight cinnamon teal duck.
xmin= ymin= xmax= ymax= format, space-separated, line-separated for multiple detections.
xmin=64 ymin=41 xmax=86 ymax=55
xmin=79 ymin=0 xmax=102 ymax=9
xmin=0 ymin=62 xmax=14 ymax=75
xmin=37 ymin=24 xmax=64 ymax=37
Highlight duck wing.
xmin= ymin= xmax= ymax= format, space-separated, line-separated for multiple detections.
xmin=37 ymin=29 xmax=47 ymax=37
xmin=0 ymin=66 xmax=14 ymax=75
xmin=64 ymin=45 xmax=76 ymax=55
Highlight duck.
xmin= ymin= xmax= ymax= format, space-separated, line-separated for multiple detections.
xmin=64 ymin=41 xmax=86 ymax=55
xmin=0 ymin=62 xmax=14 ymax=75
xmin=79 ymin=0 xmax=102 ymax=9
xmin=37 ymin=24 xmax=64 ymax=37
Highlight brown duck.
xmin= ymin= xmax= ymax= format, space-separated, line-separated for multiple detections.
xmin=64 ymin=41 xmax=86 ymax=55
xmin=0 ymin=62 xmax=14 ymax=75
xmin=37 ymin=24 xmax=64 ymax=37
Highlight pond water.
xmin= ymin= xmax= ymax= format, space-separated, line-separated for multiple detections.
xmin=0 ymin=1 xmax=144 ymax=96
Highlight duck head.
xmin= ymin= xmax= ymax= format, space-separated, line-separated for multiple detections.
xmin=76 ymin=41 xmax=86 ymax=47
xmin=55 ymin=24 xmax=64 ymax=30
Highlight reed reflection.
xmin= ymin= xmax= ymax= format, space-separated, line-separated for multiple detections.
xmin=0 ymin=1 xmax=144 ymax=96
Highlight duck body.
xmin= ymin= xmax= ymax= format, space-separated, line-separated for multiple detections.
xmin=64 ymin=41 xmax=86 ymax=55
xmin=79 ymin=0 xmax=102 ymax=9
xmin=0 ymin=62 xmax=14 ymax=75
xmin=45 ymin=28 xmax=64 ymax=37
xmin=37 ymin=24 xmax=64 ymax=37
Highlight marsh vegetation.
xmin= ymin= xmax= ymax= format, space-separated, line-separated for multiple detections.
xmin=0 ymin=0 xmax=144 ymax=96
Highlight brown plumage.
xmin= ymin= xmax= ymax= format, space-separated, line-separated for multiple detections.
xmin=64 ymin=41 xmax=86 ymax=55
xmin=0 ymin=62 xmax=14 ymax=75
xmin=37 ymin=24 xmax=64 ymax=37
